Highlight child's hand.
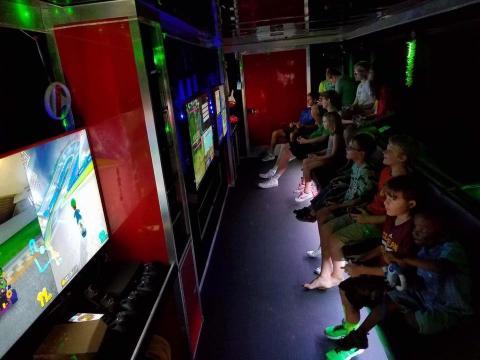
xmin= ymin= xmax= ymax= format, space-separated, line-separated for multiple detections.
xmin=350 ymin=208 xmax=369 ymax=223
xmin=297 ymin=137 xmax=308 ymax=144
xmin=343 ymin=263 xmax=363 ymax=277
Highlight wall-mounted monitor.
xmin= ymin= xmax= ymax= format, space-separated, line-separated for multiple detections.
xmin=185 ymin=94 xmax=215 ymax=189
xmin=0 ymin=129 xmax=109 ymax=357
xmin=213 ymin=85 xmax=228 ymax=143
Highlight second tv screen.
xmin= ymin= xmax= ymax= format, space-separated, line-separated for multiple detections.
xmin=186 ymin=95 xmax=214 ymax=188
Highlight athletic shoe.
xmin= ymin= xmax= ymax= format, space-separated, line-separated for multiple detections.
xmin=306 ymin=249 xmax=321 ymax=258
xmin=293 ymin=206 xmax=310 ymax=215
xmin=261 ymin=153 xmax=275 ymax=162
xmin=325 ymin=320 xmax=359 ymax=340
xmin=258 ymin=178 xmax=279 ymax=189
xmin=314 ymin=266 xmax=322 ymax=275
xmin=295 ymin=191 xmax=314 ymax=202
xmin=259 ymin=168 xmax=276 ymax=179
xmin=325 ymin=330 xmax=368 ymax=360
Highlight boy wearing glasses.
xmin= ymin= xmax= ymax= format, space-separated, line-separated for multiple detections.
xmin=303 ymin=133 xmax=377 ymax=289
xmin=304 ymin=135 xmax=418 ymax=289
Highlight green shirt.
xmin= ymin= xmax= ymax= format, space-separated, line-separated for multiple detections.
xmin=309 ymin=125 xmax=330 ymax=139
xmin=343 ymin=162 xmax=377 ymax=202
xmin=335 ymin=76 xmax=357 ymax=107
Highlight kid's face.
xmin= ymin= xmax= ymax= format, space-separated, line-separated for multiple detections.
xmin=307 ymin=95 xmax=314 ymax=107
xmin=346 ymin=140 xmax=364 ymax=161
xmin=384 ymin=190 xmax=416 ymax=217
xmin=323 ymin=117 xmax=335 ymax=132
xmin=383 ymin=142 xmax=407 ymax=166
xmin=413 ymin=215 xmax=441 ymax=246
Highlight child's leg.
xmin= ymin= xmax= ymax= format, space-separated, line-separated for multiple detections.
xmin=269 ymin=129 xmax=286 ymax=153
xmin=341 ymin=288 xmax=361 ymax=324
xmin=356 ymin=298 xmax=399 ymax=337
xmin=329 ymin=234 xmax=347 ymax=281
xmin=274 ymin=146 xmax=293 ymax=178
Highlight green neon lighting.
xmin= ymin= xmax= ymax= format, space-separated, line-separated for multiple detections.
xmin=66 ymin=6 xmax=74 ymax=15
xmin=12 ymin=2 xmax=34 ymax=27
xmin=165 ymin=121 xmax=172 ymax=135
xmin=462 ymin=184 xmax=480 ymax=200
xmin=153 ymin=45 xmax=166 ymax=69
xmin=405 ymin=39 xmax=416 ymax=87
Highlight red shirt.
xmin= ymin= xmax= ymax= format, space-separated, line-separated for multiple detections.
xmin=366 ymin=167 xmax=392 ymax=215
xmin=381 ymin=216 xmax=415 ymax=258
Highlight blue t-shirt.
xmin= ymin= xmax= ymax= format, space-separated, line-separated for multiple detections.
xmin=416 ymin=241 xmax=473 ymax=315
xmin=298 ymin=108 xmax=314 ymax=126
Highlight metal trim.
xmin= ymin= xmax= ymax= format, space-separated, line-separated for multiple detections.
xmin=239 ymin=53 xmax=251 ymax=156
xmin=130 ymin=263 xmax=175 ymax=360
xmin=40 ymin=0 xmax=137 ymax=28
xmin=224 ymin=0 xmax=480 ymax=53
xmin=199 ymin=185 xmax=229 ymax=290
xmin=128 ymin=19 xmax=178 ymax=264
xmin=306 ymin=46 xmax=311 ymax=93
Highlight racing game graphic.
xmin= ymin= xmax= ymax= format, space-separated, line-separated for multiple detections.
xmin=0 ymin=130 xmax=108 ymax=357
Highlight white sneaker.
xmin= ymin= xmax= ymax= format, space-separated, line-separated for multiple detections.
xmin=259 ymin=168 xmax=277 ymax=179
xmin=295 ymin=191 xmax=314 ymax=202
xmin=258 ymin=178 xmax=279 ymax=189
xmin=306 ymin=249 xmax=321 ymax=258
xmin=262 ymin=153 xmax=275 ymax=162
xmin=314 ymin=267 xmax=322 ymax=275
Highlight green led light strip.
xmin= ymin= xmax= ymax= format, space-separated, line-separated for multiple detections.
xmin=405 ymin=39 xmax=416 ymax=87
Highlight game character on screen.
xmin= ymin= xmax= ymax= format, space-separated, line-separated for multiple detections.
xmin=71 ymin=198 xmax=87 ymax=238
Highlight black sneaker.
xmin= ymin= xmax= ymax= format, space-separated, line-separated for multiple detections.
xmin=293 ymin=206 xmax=310 ymax=215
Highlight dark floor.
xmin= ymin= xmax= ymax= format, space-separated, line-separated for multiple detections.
xmin=196 ymin=159 xmax=388 ymax=360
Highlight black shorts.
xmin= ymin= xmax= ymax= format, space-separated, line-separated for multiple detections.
xmin=339 ymin=275 xmax=387 ymax=310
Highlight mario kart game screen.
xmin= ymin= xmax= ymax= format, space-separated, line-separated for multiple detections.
xmin=0 ymin=129 xmax=108 ymax=357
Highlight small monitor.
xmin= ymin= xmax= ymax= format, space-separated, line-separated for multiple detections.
xmin=0 ymin=129 xmax=109 ymax=357
xmin=214 ymin=85 xmax=228 ymax=143
xmin=186 ymin=94 xmax=215 ymax=189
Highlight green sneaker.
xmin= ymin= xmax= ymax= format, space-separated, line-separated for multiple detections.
xmin=326 ymin=330 xmax=368 ymax=360
xmin=325 ymin=320 xmax=359 ymax=340
xmin=326 ymin=347 xmax=364 ymax=360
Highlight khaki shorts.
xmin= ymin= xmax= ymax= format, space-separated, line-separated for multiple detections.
xmin=325 ymin=214 xmax=382 ymax=245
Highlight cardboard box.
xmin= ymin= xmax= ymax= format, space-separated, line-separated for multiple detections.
xmin=35 ymin=319 xmax=107 ymax=359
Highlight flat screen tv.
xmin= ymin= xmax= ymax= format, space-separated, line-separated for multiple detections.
xmin=0 ymin=129 xmax=109 ymax=357
xmin=214 ymin=85 xmax=228 ymax=143
xmin=186 ymin=94 xmax=215 ymax=189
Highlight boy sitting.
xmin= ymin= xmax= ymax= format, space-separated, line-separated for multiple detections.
xmin=327 ymin=211 xmax=474 ymax=359
xmin=322 ymin=175 xmax=419 ymax=358
xmin=304 ymin=135 xmax=418 ymax=289
xmin=302 ymin=133 xmax=378 ymax=289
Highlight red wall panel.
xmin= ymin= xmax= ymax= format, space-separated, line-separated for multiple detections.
xmin=54 ymin=20 xmax=169 ymax=263
xmin=243 ymin=49 xmax=307 ymax=146
xmin=238 ymin=0 xmax=304 ymax=24
xmin=180 ymin=243 xmax=203 ymax=354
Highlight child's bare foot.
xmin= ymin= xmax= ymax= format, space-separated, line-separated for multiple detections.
xmin=303 ymin=276 xmax=341 ymax=290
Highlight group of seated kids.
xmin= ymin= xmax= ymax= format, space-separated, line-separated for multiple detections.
xmin=257 ymin=61 xmax=474 ymax=360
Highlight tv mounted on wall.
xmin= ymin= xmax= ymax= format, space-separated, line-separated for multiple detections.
xmin=0 ymin=129 xmax=109 ymax=357
xmin=185 ymin=94 xmax=215 ymax=189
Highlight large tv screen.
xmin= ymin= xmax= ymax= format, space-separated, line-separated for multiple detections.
xmin=186 ymin=94 xmax=215 ymax=189
xmin=214 ymin=85 xmax=228 ymax=143
xmin=0 ymin=129 xmax=108 ymax=357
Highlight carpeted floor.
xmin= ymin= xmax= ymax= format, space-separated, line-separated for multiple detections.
xmin=195 ymin=158 xmax=389 ymax=360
